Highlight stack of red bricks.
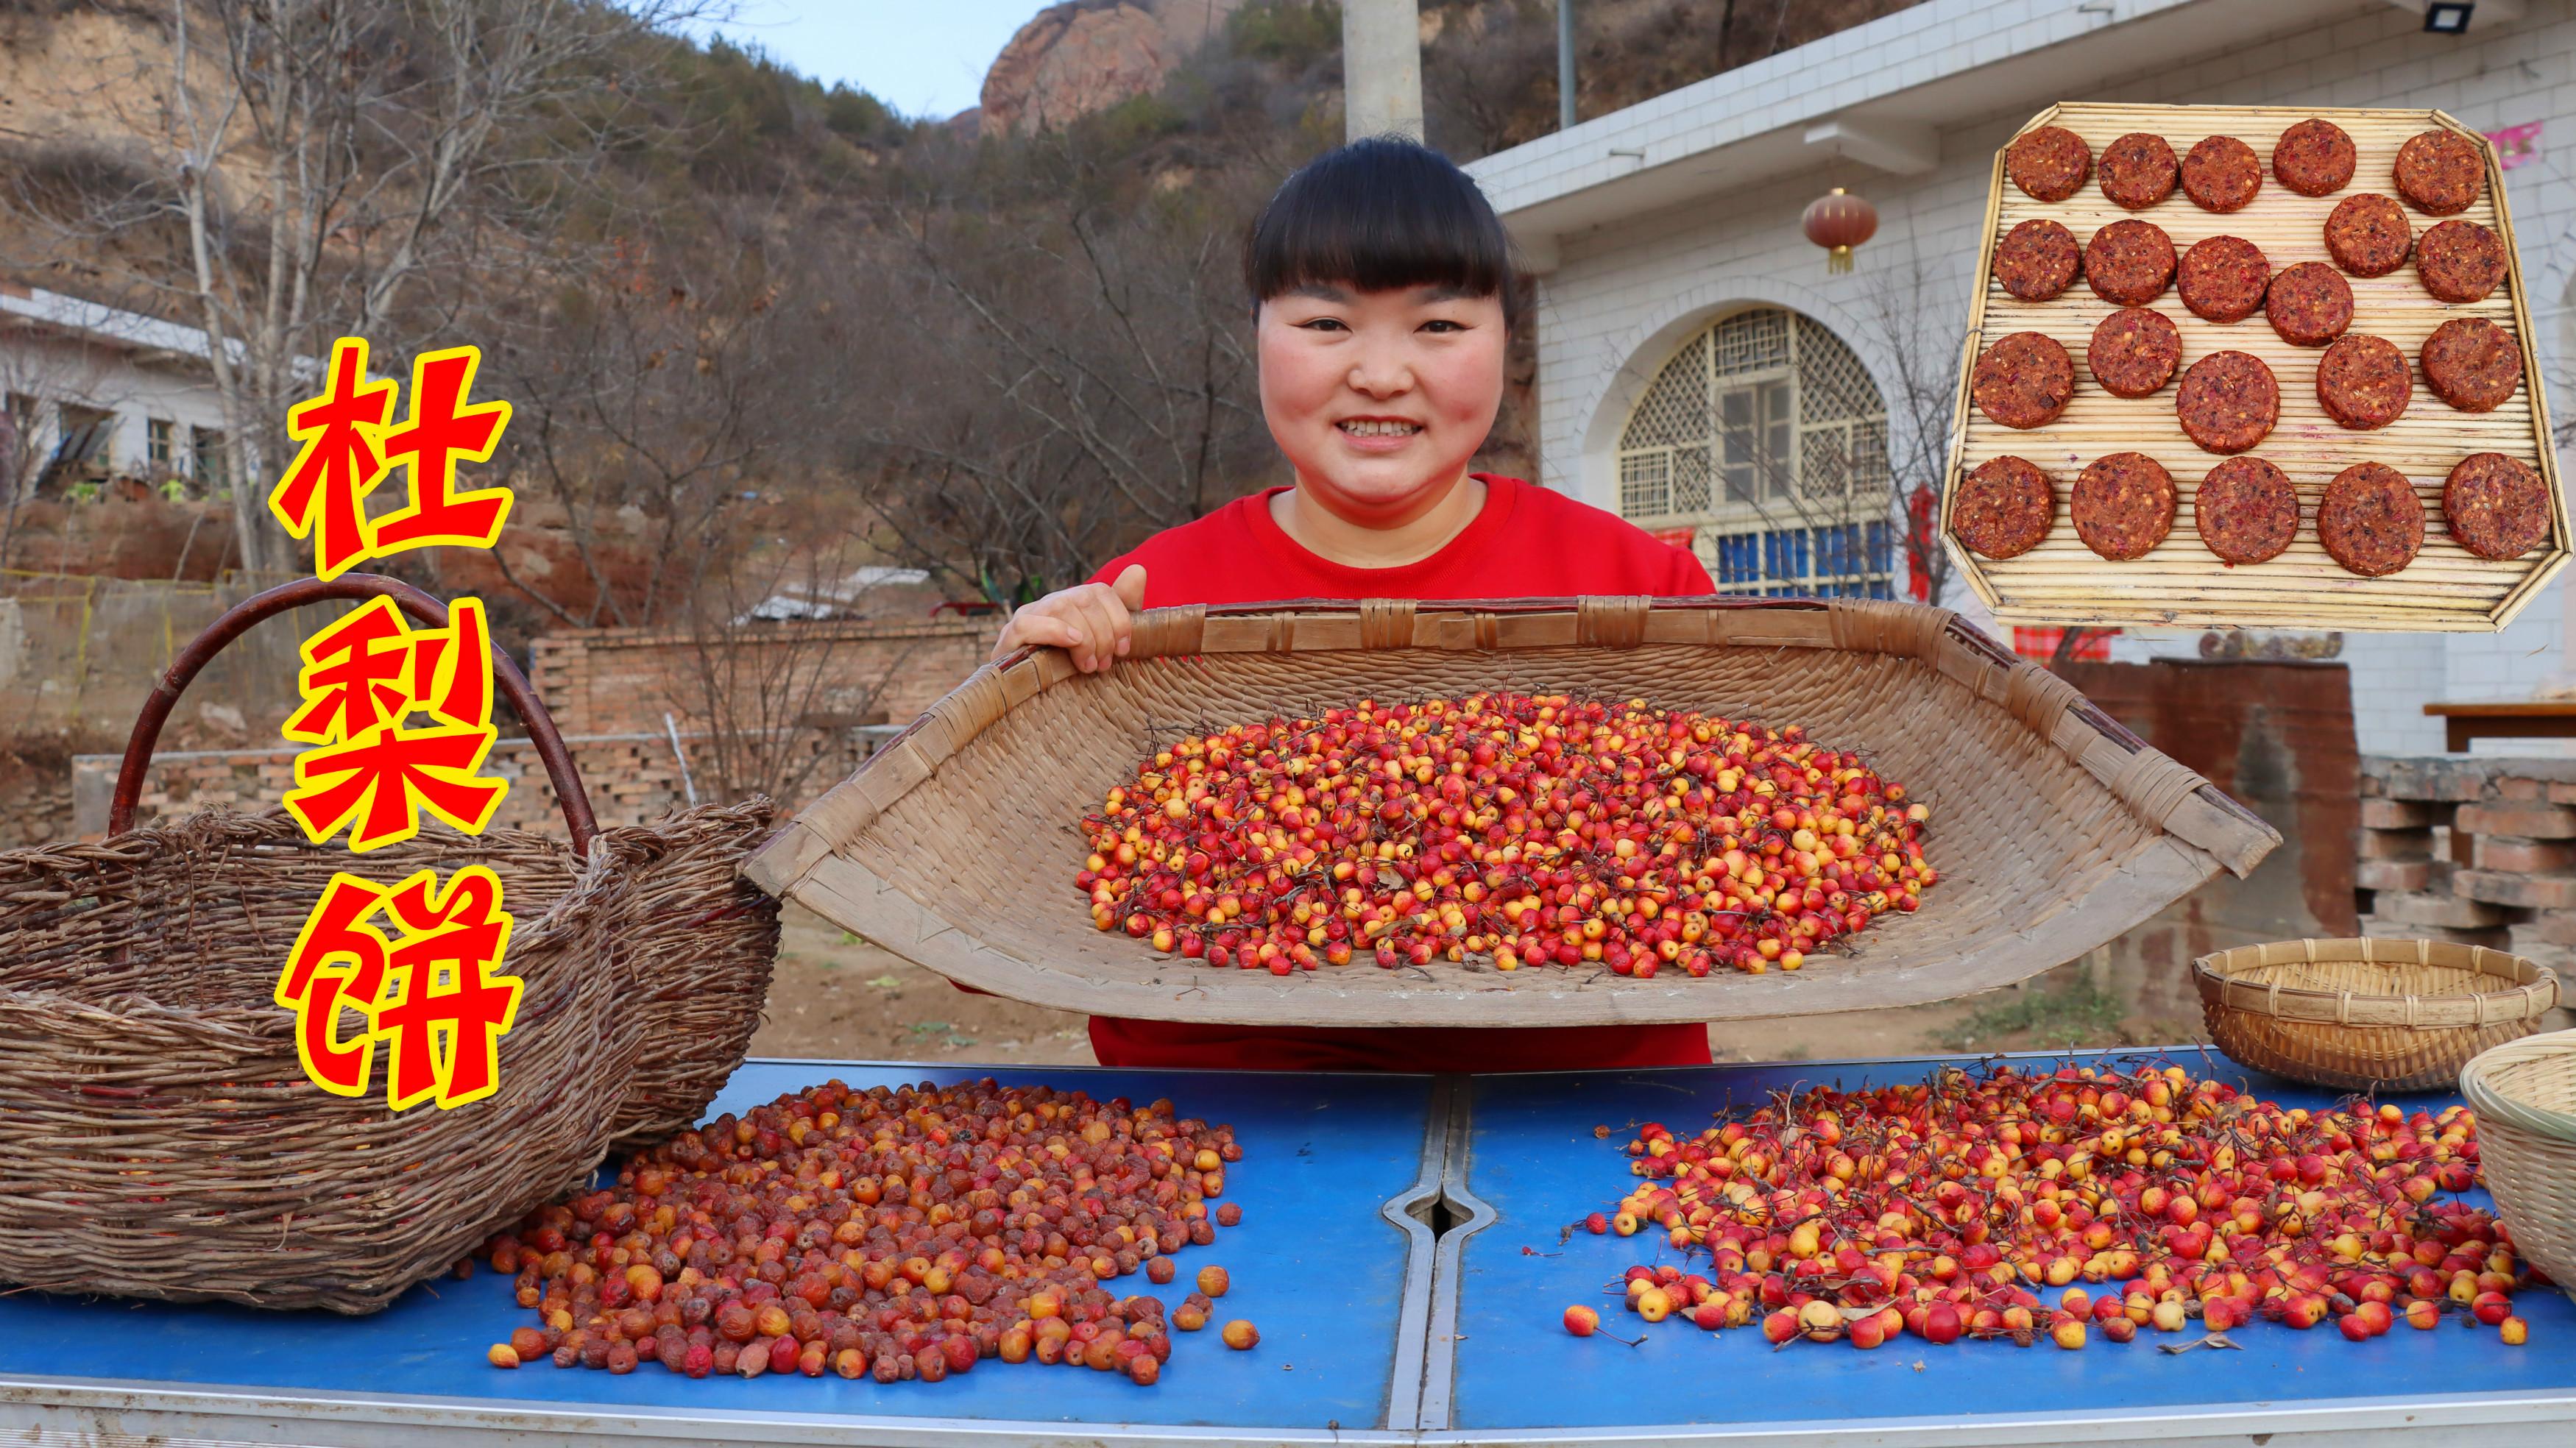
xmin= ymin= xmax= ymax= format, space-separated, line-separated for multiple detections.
xmin=2357 ymin=757 xmax=2576 ymax=986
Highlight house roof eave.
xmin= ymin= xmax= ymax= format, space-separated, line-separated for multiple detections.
xmin=1470 ymin=0 xmax=2377 ymax=264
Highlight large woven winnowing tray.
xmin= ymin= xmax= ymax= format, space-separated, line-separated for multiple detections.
xmin=743 ymin=597 xmax=2279 ymax=1026
xmin=1947 ymin=102 xmax=2569 ymax=631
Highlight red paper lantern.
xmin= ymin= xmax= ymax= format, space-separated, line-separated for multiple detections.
xmin=1802 ymin=187 xmax=1878 ymax=274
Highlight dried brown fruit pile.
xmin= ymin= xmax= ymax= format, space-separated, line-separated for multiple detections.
xmin=479 ymin=1078 xmax=1239 ymax=1385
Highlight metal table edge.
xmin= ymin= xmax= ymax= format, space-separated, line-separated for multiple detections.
xmin=1404 ymin=1388 xmax=2576 ymax=1447
xmin=0 ymin=1376 xmax=1420 ymax=1448
xmin=1381 ymin=1074 xmax=1459 ymax=1434
xmin=1418 ymin=1076 xmax=1498 ymax=1435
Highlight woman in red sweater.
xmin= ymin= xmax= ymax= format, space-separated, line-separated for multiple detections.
xmin=994 ymin=138 xmax=1715 ymax=1073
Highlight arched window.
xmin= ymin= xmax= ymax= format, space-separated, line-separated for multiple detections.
xmin=1615 ymin=307 xmax=1894 ymax=597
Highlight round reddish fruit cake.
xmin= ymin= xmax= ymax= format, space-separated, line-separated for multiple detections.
xmin=1973 ymin=332 xmax=2076 ymax=430
xmin=2085 ymin=219 xmax=2176 ymax=306
xmin=2324 ymin=194 xmax=2411 ymax=277
xmin=2444 ymin=453 xmax=2552 ymax=561
xmin=2394 ymin=129 xmax=2485 ymax=216
xmin=2417 ymin=219 xmax=2505 ymax=303
xmin=1952 ymin=455 xmax=2055 ymax=559
xmin=2272 ymin=118 xmax=2356 ymax=196
xmin=2194 ymin=457 xmax=2298 ymax=566
xmin=1995 ymin=219 xmax=2081 ymax=302
xmin=2176 ymin=351 xmax=2279 ymax=455
xmin=2087 ymin=308 xmax=2181 ymax=398
xmin=2316 ymin=335 xmax=2410 ymax=431
xmin=2072 ymin=452 xmax=2176 ymax=561
xmin=2098 ymin=132 xmax=2179 ymax=210
xmin=2182 ymin=135 xmax=2262 ymax=212
xmin=2422 ymin=317 xmax=2523 ymax=413
xmin=2266 ymin=263 xmax=2353 ymax=347
xmin=2318 ymin=463 xmax=2425 ymax=577
xmin=2008 ymin=126 xmax=2092 ymax=202
xmin=2179 ymin=235 xmax=2268 ymax=323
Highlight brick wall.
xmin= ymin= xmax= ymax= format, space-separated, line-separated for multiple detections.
xmin=68 ymin=728 xmax=896 ymax=840
xmin=526 ymin=617 xmax=991 ymax=738
xmin=2056 ymin=659 xmax=2360 ymax=1023
xmin=2355 ymin=756 xmax=2576 ymax=991
xmin=28 ymin=614 xmax=994 ymax=847
xmin=0 ymin=747 xmax=73 ymax=849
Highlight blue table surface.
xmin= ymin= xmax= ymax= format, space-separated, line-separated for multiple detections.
xmin=0 ymin=1060 xmax=1436 ymax=1432
xmin=1450 ymin=1049 xmax=2576 ymax=1432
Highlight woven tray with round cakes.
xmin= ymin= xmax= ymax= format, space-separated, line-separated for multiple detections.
xmin=1942 ymin=102 xmax=2569 ymax=632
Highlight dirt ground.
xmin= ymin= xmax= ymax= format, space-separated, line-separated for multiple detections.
xmin=748 ymin=908 xmax=2214 ymax=1069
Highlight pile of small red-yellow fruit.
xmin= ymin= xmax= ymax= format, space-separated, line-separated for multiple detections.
xmin=1080 ymin=693 xmax=1934 ymax=977
xmin=477 ymin=1079 xmax=1259 ymax=1385
xmin=1563 ymin=1062 xmax=2537 ymax=1352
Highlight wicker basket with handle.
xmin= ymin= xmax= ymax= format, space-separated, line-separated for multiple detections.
xmin=2193 ymin=937 xmax=2560 ymax=1091
xmin=0 ymin=573 xmax=770 ymax=1310
xmin=592 ymin=796 xmax=782 ymax=1151
xmin=2459 ymin=1029 xmax=2576 ymax=1305
xmin=746 ymin=595 xmax=2280 ymax=1026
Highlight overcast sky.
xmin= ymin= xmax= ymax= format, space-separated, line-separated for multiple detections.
xmin=690 ymin=1 xmax=1040 ymax=120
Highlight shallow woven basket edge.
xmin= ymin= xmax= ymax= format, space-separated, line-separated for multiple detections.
xmin=746 ymin=597 xmax=2283 ymax=1027
xmin=2193 ymin=938 xmax=2562 ymax=1026
xmin=2461 ymin=1028 xmax=2576 ymax=1144
xmin=2192 ymin=937 xmax=2558 ymax=1091
xmin=769 ymin=828 xmax=2220 ymax=1025
xmin=2458 ymin=1029 xmax=2576 ymax=1303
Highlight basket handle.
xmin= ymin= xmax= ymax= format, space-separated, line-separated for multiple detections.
xmin=109 ymin=572 xmax=598 ymax=858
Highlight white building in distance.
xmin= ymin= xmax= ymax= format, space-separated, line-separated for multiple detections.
xmin=0 ymin=281 xmax=236 ymax=501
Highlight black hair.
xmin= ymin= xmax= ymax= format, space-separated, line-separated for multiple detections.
xmin=1244 ymin=135 xmax=1521 ymax=333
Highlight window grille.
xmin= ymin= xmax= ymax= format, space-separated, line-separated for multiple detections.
xmin=1616 ymin=306 xmax=1894 ymax=597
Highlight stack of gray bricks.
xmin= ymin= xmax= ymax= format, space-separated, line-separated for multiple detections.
xmin=2357 ymin=757 xmax=2576 ymax=989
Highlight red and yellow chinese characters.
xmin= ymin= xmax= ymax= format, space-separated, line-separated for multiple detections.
xmin=277 ymin=867 xmax=523 ymax=1110
xmin=283 ymin=595 xmax=507 ymax=852
xmin=269 ymin=338 xmax=513 ymax=581
xmin=270 ymin=335 xmax=526 ymax=1110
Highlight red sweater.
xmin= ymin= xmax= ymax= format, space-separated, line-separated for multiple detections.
xmin=1078 ymin=475 xmax=1719 ymax=1074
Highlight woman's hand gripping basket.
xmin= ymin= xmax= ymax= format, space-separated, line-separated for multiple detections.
xmin=0 ymin=575 xmax=776 ymax=1312
xmin=746 ymin=596 xmax=2281 ymax=1026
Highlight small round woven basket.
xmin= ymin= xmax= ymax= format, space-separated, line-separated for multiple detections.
xmin=2459 ymin=1029 xmax=2576 ymax=1305
xmin=2193 ymin=937 xmax=2560 ymax=1092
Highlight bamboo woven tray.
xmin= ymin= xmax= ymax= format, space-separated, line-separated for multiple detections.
xmin=2195 ymin=937 xmax=2558 ymax=1091
xmin=744 ymin=597 xmax=2279 ymax=1027
xmin=1945 ymin=102 xmax=2569 ymax=631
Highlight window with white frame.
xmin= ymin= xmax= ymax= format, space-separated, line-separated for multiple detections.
xmin=147 ymin=418 xmax=175 ymax=472
xmin=1615 ymin=307 xmax=1894 ymax=597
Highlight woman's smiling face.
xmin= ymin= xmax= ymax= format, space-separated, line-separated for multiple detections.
xmin=1256 ymin=282 xmax=1507 ymax=526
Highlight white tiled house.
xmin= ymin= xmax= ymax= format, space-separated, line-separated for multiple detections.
xmin=1467 ymin=0 xmax=2576 ymax=756
xmin=0 ymin=283 xmax=238 ymax=500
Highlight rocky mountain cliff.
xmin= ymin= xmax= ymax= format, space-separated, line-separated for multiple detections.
xmin=978 ymin=0 xmax=1246 ymax=136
